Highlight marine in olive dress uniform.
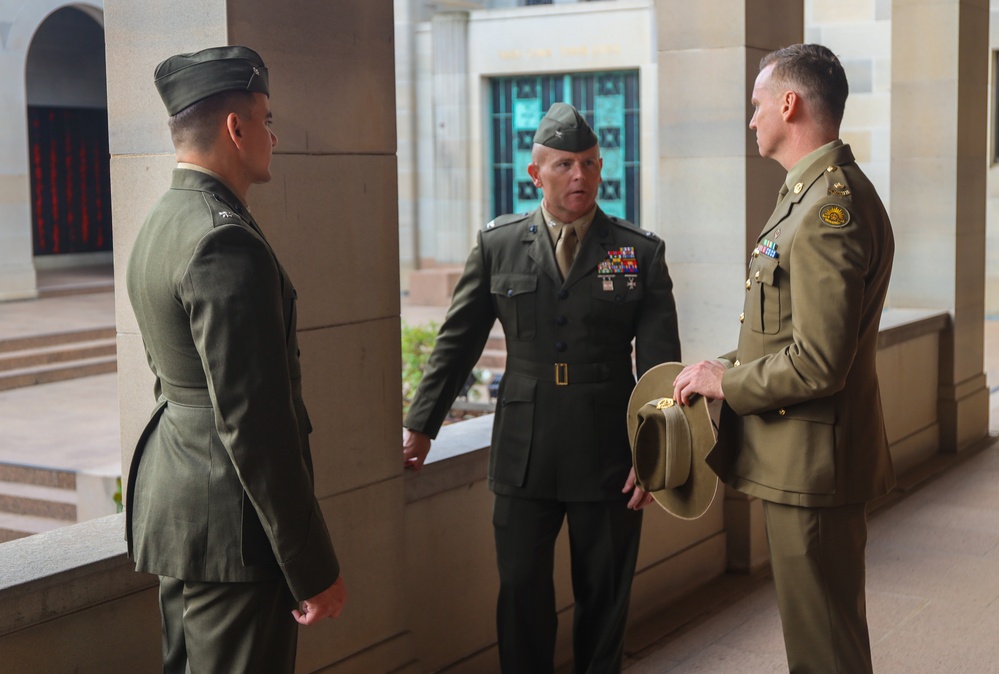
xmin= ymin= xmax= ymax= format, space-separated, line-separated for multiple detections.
xmin=125 ymin=46 xmax=343 ymax=674
xmin=403 ymin=103 xmax=681 ymax=673
xmin=674 ymin=45 xmax=895 ymax=673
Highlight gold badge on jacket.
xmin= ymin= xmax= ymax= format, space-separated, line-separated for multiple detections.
xmin=819 ymin=204 xmax=851 ymax=227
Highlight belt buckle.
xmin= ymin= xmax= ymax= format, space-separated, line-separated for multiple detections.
xmin=555 ymin=362 xmax=568 ymax=386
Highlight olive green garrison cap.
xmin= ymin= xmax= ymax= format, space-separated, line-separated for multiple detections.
xmin=533 ymin=102 xmax=598 ymax=152
xmin=154 ymin=45 xmax=269 ymax=116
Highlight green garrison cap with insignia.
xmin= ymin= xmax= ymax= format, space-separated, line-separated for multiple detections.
xmin=154 ymin=45 xmax=269 ymax=116
xmin=533 ymin=102 xmax=598 ymax=152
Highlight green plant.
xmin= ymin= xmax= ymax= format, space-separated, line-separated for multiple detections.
xmin=401 ymin=321 xmax=439 ymax=415
xmin=113 ymin=476 xmax=123 ymax=513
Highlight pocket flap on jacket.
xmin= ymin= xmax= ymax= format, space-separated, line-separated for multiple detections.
xmin=491 ymin=273 xmax=537 ymax=297
xmin=500 ymin=374 xmax=537 ymax=405
xmin=755 ymin=256 xmax=779 ymax=285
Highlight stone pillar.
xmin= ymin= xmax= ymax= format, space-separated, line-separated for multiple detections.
xmin=396 ymin=0 xmax=420 ymax=287
xmin=656 ymin=0 xmax=802 ymax=573
xmin=0 ymin=4 xmax=51 ymax=301
xmin=431 ymin=11 xmax=471 ymax=266
xmin=105 ymin=1 xmax=416 ymax=671
xmin=890 ymin=0 xmax=990 ymax=452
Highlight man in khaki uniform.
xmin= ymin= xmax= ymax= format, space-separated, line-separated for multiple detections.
xmin=125 ymin=46 xmax=346 ymax=673
xmin=673 ymin=44 xmax=895 ymax=673
xmin=403 ymin=103 xmax=681 ymax=673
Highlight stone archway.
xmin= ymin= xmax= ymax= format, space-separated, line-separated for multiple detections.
xmin=25 ymin=6 xmax=111 ymax=267
xmin=0 ymin=1 xmax=104 ymax=301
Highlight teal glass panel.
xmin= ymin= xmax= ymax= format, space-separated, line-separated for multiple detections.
xmin=490 ymin=70 xmax=640 ymax=224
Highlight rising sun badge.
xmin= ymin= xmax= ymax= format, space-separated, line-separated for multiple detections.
xmin=819 ymin=204 xmax=850 ymax=227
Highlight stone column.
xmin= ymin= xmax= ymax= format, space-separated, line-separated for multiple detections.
xmin=431 ymin=11 xmax=471 ymax=266
xmin=105 ymin=1 xmax=416 ymax=671
xmin=656 ymin=0 xmax=802 ymax=573
xmin=0 ymin=5 xmax=47 ymax=301
xmin=396 ymin=0 xmax=420 ymax=287
xmin=890 ymin=0 xmax=990 ymax=452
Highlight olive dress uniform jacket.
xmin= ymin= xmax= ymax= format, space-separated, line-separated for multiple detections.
xmin=708 ymin=141 xmax=896 ymax=507
xmin=404 ymin=207 xmax=681 ymax=501
xmin=125 ymin=168 xmax=339 ymax=603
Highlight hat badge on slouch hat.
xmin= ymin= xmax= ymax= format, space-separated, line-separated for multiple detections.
xmin=627 ymin=362 xmax=719 ymax=520
xmin=154 ymin=45 xmax=270 ymax=116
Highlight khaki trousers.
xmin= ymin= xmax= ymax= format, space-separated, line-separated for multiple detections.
xmin=763 ymin=500 xmax=873 ymax=674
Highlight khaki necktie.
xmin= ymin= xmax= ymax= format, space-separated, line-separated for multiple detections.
xmin=777 ymin=183 xmax=789 ymax=205
xmin=555 ymin=223 xmax=578 ymax=280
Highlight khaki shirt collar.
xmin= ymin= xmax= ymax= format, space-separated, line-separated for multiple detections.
xmin=541 ymin=203 xmax=598 ymax=247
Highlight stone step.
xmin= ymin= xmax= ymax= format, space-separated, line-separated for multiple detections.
xmin=0 ymin=462 xmax=76 ymax=489
xmin=0 ymin=326 xmax=116 ymax=355
xmin=37 ymin=279 xmax=114 ymax=299
xmin=0 ymin=338 xmax=116 ymax=372
xmin=0 ymin=511 xmax=70 ymax=543
xmin=0 ymin=480 xmax=76 ymax=521
xmin=0 ymin=354 xmax=117 ymax=392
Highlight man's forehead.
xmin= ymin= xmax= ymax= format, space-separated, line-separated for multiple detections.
xmin=540 ymin=144 xmax=601 ymax=161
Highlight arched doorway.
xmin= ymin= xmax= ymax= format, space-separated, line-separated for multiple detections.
xmin=25 ymin=6 xmax=111 ymax=267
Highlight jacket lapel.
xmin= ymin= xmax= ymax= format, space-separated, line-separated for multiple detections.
xmin=525 ymin=209 xmax=563 ymax=287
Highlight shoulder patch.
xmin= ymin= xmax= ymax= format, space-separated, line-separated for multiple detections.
xmin=819 ymin=203 xmax=850 ymax=227
xmin=484 ymin=211 xmax=531 ymax=231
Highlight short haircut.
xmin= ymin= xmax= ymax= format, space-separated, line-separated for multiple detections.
xmin=760 ymin=44 xmax=848 ymax=129
xmin=167 ymin=90 xmax=256 ymax=152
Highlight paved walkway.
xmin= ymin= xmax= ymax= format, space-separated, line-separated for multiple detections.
xmin=3 ymin=266 xmax=999 ymax=672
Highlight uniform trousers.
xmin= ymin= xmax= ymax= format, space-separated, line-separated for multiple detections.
xmin=159 ymin=575 xmax=298 ymax=674
xmin=492 ymin=493 xmax=643 ymax=674
xmin=763 ymin=500 xmax=873 ymax=674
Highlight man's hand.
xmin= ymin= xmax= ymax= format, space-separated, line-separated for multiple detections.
xmin=293 ymin=576 xmax=347 ymax=625
xmin=622 ymin=466 xmax=655 ymax=510
xmin=673 ymin=360 xmax=726 ymax=406
xmin=403 ymin=428 xmax=432 ymax=471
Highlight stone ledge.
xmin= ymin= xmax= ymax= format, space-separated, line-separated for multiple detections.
xmin=878 ymin=307 xmax=949 ymax=348
xmin=0 ymin=513 xmax=156 ymax=636
xmin=404 ymin=414 xmax=491 ymax=503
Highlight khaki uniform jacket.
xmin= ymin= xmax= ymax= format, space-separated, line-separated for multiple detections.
xmin=125 ymin=169 xmax=338 ymax=602
xmin=708 ymin=142 xmax=896 ymax=507
xmin=404 ymin=207 xmax=681 ymax=501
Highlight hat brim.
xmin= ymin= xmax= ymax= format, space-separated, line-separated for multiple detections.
xmin=627 ymin=362 xmax=719 ymax=520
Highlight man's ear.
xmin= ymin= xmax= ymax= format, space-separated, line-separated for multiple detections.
xmin=781 ymin=90 xmax=798 ymax=121
xmin=527 ymin=162 xmax=542 ymax=187
xmin=226 ymin=112 xmax=243 ymax=148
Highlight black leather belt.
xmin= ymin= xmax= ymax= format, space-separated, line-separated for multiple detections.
xmin=505 ymin=357 xmax=633 ymax=386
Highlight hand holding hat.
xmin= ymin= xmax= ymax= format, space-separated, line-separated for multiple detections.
xmin=627 ymin=362 xmax=719 ymax=520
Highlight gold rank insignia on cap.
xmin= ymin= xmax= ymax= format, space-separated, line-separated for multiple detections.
xmin=819 ymin=204 xmax=850 ymax=227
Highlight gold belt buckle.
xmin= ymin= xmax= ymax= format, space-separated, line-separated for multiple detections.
xmin=555 ymin=363 xmax=569 ymax=386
